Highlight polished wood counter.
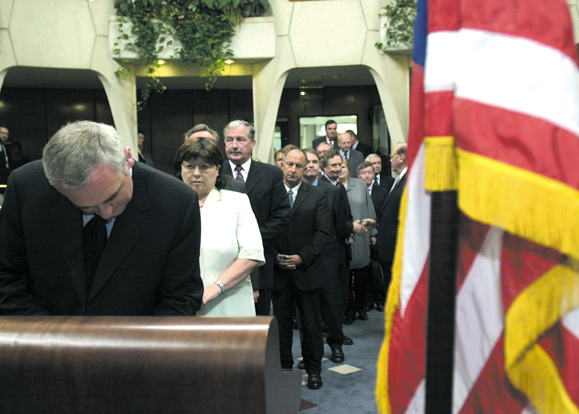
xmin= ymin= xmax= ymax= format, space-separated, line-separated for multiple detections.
xmin=0 ymin=316 xmax=302 ymax=413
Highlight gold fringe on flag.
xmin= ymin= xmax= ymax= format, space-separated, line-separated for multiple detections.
xmin=506 ymin=260 xmax=579 ymax=414
xmin=508 ymin=345 xmax=579 ymax=414
xmin=424 ymin=136 xmax=457 ymax=192
xmin=376 ymin=186 xmax=409 ymax=414
xmin=456 ymin=149 xmax=579 ymax=262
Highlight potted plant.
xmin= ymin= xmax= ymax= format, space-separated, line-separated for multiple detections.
xmin=113 ymin=0 xmax=269 ymax=108
xmin=375 ymin=0 xmax=416 ymax=53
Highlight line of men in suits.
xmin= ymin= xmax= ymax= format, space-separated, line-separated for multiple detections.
xmin=267 ymin=132 xmax=408 ymax=389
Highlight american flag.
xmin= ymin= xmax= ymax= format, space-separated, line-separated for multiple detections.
xmin=377 ymin=0 xmax=579 ymax=413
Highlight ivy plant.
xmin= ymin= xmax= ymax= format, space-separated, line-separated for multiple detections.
xmin=375 ymin=0 xmax=416 ymax=51
xmin=113 ymin=0 xmax=268 ymax=109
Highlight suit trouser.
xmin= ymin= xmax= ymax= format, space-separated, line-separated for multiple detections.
xmin=272 ymin=279 xmax=323 ymax=375
xmin=255 ymin=288 xmax=272 ymax=316
xmin=352 ymin=265 xmax=371 ymax=311
xmin=367 ymin=247 xmax=389 ymax=307
xmin=320 ymin=276 xmax=345 ymax=346
xmin=338 ymin=262 xmax=352 ymax=316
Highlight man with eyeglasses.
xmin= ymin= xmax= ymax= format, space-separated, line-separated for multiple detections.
xmin=366 ymin=153 xmax=395 ymax=192
xmin=375 ymin=143 xmax=408 ymax=306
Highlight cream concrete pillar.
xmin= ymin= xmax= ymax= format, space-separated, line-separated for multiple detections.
xmin=0 ymin=0 xmax=137 ymax=152
xmin=252 ymin=37 xmax=297 ymax=163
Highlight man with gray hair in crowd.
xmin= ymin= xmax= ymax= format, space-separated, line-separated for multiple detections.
xmin=0 ymin=121 xmax=203 ymax=315
xmin=221 ymin=120 xmax=291 ymax=315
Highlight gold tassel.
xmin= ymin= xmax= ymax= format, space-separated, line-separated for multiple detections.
xmin=424 ymin=136 xmax=458 ymax=192
xmin=457 ymin=149 xmax=579 ymax=261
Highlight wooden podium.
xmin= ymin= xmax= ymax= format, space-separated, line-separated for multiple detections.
xmin=0 ymin=316 xmax=302 ymax=413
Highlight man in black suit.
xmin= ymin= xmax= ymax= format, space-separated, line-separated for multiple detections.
xmin=319 ymin=149 xmax=366 ymax=325
xmin=337 ymin=132 xmax=365 ymax=178
xmin=303 ymin=148 xmax=352 ymax=359
xmin=273 ymin=149 xmax=331 ymax=389
xmin=0 ymin=121 xmax=203 ymax=316
xmin=312 ymin=119 xmax=339 ymax=151
xmin=0 ymin=124 xmax=12 ymax=186
xmin=137 ymin=130 xmax=155 ymax=167
xmin=376 ymin=143 xmax=408 ymax=301
xmin=367 ymin=153 xmax=395 ymax=192
xmin=221 ymin=120 xmax=291 ymax=315
xmin=358 ymin=161 xmax=388 ymax=311
xmin=347 ymin=130 xmax=372 ymax=159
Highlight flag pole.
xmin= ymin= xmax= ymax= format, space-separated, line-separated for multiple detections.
xmin=424 ymin=191 xmax=459 ymax=414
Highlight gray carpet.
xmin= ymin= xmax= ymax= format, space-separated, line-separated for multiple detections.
xmin=291 ymin=308 xmax=386 ymax=413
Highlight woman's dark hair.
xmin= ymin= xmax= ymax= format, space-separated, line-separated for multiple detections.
xmin=174 ymin=137 xmax=231 ymax=190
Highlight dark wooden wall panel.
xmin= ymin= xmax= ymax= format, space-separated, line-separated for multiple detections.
xmin=0 ymin=84 xmax=381 ymax=175
xmin=191 ymin=89 xmax=230 ymax=148
xmin=95 ymin=90 xmax=115 ymax=128
xmin=45 ymin=90 xmax=96 ymax=139
xmin=149 ymin=90 xmax=194 ymax=174
xmin=0 ymin=88 xmax=47 ymax=161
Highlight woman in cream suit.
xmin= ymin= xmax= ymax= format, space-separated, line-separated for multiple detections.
xmin=175 ymin=137 xmax=264 ymax=316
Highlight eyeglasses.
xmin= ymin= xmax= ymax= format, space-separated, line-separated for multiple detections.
xmin=182 ymin=162 xmax=215 ymax=172
xmin=389 ymin=153 xmax=400 ymax=159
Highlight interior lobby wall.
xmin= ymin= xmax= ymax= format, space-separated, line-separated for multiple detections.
xmin=0 ymin=83 xmax=382 ymax=175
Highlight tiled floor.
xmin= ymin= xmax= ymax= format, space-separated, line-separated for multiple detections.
xmin=290 ymin=308 xmax=386 ymax=413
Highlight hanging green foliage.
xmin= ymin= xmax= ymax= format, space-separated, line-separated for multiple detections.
xmin=375 ymin=0 xmax=416 ymax=51
xmin=113 ymin=0 xmax=269 ymax=109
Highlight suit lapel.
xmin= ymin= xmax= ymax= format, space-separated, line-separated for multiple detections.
xmin=245 ymin=160 xmax=261 ymax=194
xmin=222 ymin=161 xmax=233 ymax=176
xmin=290 ymin=182 xmax=309 ymax=217
xmin=88 ymin=165 xmax=150 ymax=301
xmin=382 ymin=174 xmax=406 ymax=208
xmin=51 ymin=197 xmax=87 ymax=306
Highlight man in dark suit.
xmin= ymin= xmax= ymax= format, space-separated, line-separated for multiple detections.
xmin=0 ymin=121 xmax=203 ymax=316
xmin=319 ymin=149 xmax=365 ymax=325
xmin=367 ymin=153 xmax=395 ymax=192
xmin=337 ymin=132 xmax=365 ymax=178
xmin=358 ymin=161 xmax=388 ymax=312
xmin=347 ymin=130 xmax=372 ymax=159
xmin=312 ymin=119 xmax=339 ymax=151
xmin=221 ymin=120 xmax=291 ymax=316
xmin=376 ymin=143 xmax=408 ymax=303
xmin=273 ymin=149 xmax=331 ymax=390
xmin=137 ymin=130 xmax=155 ymax=167
xmin=303 ymin=148 xmax=352 ymax=361
xmin=0 ymin=124 xmax=12 ymax=186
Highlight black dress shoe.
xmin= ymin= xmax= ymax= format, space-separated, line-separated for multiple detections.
xmin=358 ymin=309 xmax=368 ymax=320
xmin=343 ymin=335 xmax=354 ymax=346
xmin=330 ymin=345 xmax=345 ymax=363
xmin=343 ymin=313 xmax=354 ymax=325
xmin=297 ymin=360 xmax=305 ymax=370
xmin=307 ymin=373 xmax=323 ymax=390
xmin=376 ymin=304 xmax=384 ymax=312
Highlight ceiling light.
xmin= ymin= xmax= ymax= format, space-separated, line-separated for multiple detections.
xmin=224 ymin=59 xmax=235 ymax=65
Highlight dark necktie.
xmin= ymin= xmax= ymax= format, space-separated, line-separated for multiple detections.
xmin=374 ymin=177 xmax=379 ymax=187
xmin=84 ymin=215 xmax=107 ymax=295
xmin=235 ymin=165 xmax=244 ymax=183
xmin=0 ymin=146 xmax=7 ymax=169
xmin=344 ymin=152 xmax=349 ymax=160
